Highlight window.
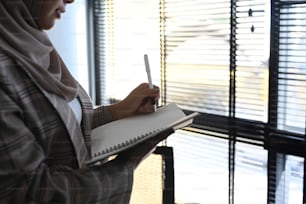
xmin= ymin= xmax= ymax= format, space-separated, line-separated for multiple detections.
xmin=88 ymin=0 xmax=306 ymax=203
xmin=267 ymin=1 xmax=306 ymax=203
xmin=274 ymin=0 xmax=306 ymax=134
xmin=167 ymin=130 xmax=229 ymax=204
xmin=88 ymin=0 xmax=160 ymax=104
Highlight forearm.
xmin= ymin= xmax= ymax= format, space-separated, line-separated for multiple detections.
xmin=92 ymin=83 xmax=160 ymax=129
xmin=92 ymin=101 xmax=130 ymax=128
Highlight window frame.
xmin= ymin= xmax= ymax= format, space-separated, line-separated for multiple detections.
xmin=87 ymin=0 xmax=306 ymax=203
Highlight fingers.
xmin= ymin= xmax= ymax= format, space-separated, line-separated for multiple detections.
xmin=120 ymin=83 xmax=160 ymax=117
xmin=139 ymin=83 xmax=160 ymax=95
xmin=136 ymin=83 xmax=160 ymax=113
xmin=138 ymin=99 xmax=157 ymax=113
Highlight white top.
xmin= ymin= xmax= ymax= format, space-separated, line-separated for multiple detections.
xmin=69 ymin=98 xmax=82 ymax=125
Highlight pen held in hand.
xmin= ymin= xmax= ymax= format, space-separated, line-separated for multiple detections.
xmin=144 ymin=54 xmax=153 ymax=88
xmin=142 ymin=96 xmax=157 ymax=113
xmin=144 ymin=54 xmax=156 ymax=112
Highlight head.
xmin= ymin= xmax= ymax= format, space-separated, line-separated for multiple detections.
xmin=0 ymin=0 xmax=79 ymax=101
xmin=25 ymin=0 xmax=75 ymax=30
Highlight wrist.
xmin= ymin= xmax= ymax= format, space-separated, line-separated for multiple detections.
xmin=109 ymin=101 xmax=129 ymax=120
xmin=108 ymin=103 xmax=121 ymax=120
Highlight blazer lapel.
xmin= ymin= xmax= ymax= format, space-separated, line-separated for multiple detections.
xmin=42 ymin=89 xmax=90 ymax=168
xmin=77 ymin=86 xmax=94 ymax=157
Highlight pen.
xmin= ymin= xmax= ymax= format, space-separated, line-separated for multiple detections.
xmin=144 ymin=54 xmax=156 ymax=112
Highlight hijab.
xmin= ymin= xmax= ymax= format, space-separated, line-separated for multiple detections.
xmin=0 ymin=0 xmax=79 ymax=101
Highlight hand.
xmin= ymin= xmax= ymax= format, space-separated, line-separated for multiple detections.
xmin=115 ymin=128 xmax=174 ymax=170
xmin=109 ymin=83 xmax=160 ymax=120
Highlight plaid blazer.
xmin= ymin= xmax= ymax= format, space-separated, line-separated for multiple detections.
xmin=0 ymin=51 xmax=133 ymax=204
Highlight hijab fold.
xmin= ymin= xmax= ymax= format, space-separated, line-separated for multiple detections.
xmin=0 ymin=0 xmax=79 ymax=101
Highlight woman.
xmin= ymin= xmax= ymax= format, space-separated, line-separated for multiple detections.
xmin=0 ymin=0 xmax=173 ymax=203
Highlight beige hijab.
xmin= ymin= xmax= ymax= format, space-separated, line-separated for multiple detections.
xmin=0 ymin=0 xmax=79 ymax=101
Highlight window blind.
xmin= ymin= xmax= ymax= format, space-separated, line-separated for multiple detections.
xmin=161 ymin=0 xmax=269 ymax=144
xmin=89 ymin=0 xmax=108 ymax=104
xmin=269 ymin=0 xmax=306 ymax=152
xmin=89 ymin=0 xmax=306 ymax=203
xmin=268 ymin=0 xmax=306 ymax=203
xmin=276 ymin=0 xmax=306 ymax=134
xmin=235 ymin=0 xmax=270 ymax=122
xmin=91 ymin=0 xmax=161 ymax=105
xmin=161 ymin=0 xmax=269 ymax=123
xmin=161 ymin=0 xmax=231 ymax=116
xmin=89 ymin=0 xmax=305 ymax=146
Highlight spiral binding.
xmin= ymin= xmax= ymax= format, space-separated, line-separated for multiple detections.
xmin=93 ymin=128 xmax=163 ymax=158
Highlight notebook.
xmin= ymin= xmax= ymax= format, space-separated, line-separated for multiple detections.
xmin=86 ymin=103 xmax=198 ymax=165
